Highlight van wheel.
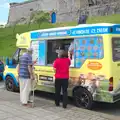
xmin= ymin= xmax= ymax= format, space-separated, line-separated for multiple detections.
xmin=74 ymin=87 xmax=93 ymax=110
xmin=5 ymin=76 xmax=18 ymax=92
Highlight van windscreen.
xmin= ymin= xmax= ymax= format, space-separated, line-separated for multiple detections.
xmin=112 ymin=37 xmax=120 ymax=62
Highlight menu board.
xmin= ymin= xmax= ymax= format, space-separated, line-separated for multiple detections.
xmin=112 ymin=38 xmax=120 ymax=62
xmin=31 ymin=41 xmax=40 ymax=65
xmin=31 ymin=40 xmax=46 ymax=65
xmin=38 ymin=41 xmax=46 ymax=65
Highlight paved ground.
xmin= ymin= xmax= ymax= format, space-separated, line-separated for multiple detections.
xmin=0 ymin=81 xmax=119 ymax=120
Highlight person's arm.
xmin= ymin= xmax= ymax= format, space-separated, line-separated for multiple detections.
xmin=33 ymin=58 xmax=38 ymax=65
xmin=28 ymin=56 xmax=34 ymax=80
xmin=16 ymin=64 xmax=19 ymax=74
xmin=53 ymin=60 xmax=57 ymax=73
xmin=68 ymin=58 xmax=71 ymax=66
xmin=28 ymin=65 xmax=33 ymax=75
xmin=16 ymin=64 xmax=20 ymax=83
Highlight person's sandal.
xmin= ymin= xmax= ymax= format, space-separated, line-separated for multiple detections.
xmin=27 ymin=103 xmax=33 ymax=108
xmin=22 ymin=104 xmax=28 ymax=107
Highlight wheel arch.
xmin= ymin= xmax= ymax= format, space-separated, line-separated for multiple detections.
xmin=4 ymin=73 xmax=18 ymax=87
xmin=72 ymin=86 xmax=86 ymax=97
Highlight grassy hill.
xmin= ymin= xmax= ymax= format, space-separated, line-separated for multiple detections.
xmin=1 ymin=14 xmax=120 ymax=57
xmin=0 ymin=22 xmax=76 ymax=57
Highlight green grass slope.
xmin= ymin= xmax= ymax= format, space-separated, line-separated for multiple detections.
xmin=0 ymin=22 xmax=76 ymax=57
xmin=1 ymin=14 xmax=120 ymax=57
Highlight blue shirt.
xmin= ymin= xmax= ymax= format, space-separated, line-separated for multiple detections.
xmin=19 ymin=53 xmax=32 ymax=79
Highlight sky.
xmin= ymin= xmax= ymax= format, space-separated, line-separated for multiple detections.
xmin=0 ymin=0 xmax=25 ymax=25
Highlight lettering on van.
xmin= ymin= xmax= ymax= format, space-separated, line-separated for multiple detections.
xmin=39 ymin=75 xmax=53 ymax=82
xmin=39 ymin=30 xmax=70 ymax=37
xmin=71 ymin=28 xmax=108 ymax=35
xmin=116 ymin=27 xmax=120 ymax=32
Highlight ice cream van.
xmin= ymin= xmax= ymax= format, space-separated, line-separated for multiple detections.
xmin=3 ymin=23 xmax=120 ymax=109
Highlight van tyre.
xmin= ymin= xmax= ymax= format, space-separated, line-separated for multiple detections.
xmin=5 ymin=76 xmax=19 ymax=92
xmin=74 ymin=87 xmax=93 ymax=110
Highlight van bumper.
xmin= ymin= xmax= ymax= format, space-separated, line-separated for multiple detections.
xmin=113 ymin=93 xmax=120 ymax=103
xmin=94 ymin=91 xmax=120 ymax=103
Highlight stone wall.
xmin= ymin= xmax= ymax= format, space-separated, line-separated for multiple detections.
xmin=7 ymin=0 xmax=120 ymax=25
xmin=7 ymin=0 xmax=88 ymax=25
xmin=8 ymin=0 xmax=58 ymax=25
xmin=57 ymin=0 xmax=120 ymax=22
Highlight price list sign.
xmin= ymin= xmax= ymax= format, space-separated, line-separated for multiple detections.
xmin=31 ymin=41 xmax=40 ymax=65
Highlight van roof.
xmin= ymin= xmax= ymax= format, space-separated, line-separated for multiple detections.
xmin=31 ymin=23 xmax=117 ymax=33
xmin=29 ymin=23 xmax=120 ymax=40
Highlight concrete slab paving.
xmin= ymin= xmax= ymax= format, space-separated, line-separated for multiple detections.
xmin=0 ymin=88 xmax=119 ymax=120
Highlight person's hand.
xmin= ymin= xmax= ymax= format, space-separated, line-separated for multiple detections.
xmin=33 ymin=58 xmax=38 ymax=65
xmin=68 ymin=52 xmax=72 ymax=59
xmin=30 ymin=75 xmax=35 ymax=80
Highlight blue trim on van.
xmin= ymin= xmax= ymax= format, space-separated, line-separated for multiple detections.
xmin=31 ymin=24 xmax=120 ymax=39
xmin=4 ymin=73 xmax=18 ymax=87
xmin=7 ymin=65 xmax=17 ymax=69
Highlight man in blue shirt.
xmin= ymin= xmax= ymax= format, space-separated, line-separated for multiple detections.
xmin=17 ymin=48 xmax=34 ymax=107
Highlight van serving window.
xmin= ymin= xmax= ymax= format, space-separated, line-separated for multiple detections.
xmin=47 ymin=39 xmax=73 ymax=65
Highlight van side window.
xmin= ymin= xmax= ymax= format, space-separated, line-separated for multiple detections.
xmin=74 ymin=36 xmax=104 ymax=68
xmin=12 ymin=49 xmax=20 ymax=64
xmin=112 ymin=37 xmax=120 ymax=62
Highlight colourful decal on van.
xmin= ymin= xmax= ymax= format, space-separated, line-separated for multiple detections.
xmin=69 ymin=73 xmax=112 ymax=102
xmin=87 ymin=62 xmax=102 ymax=70
xmin=74 ymin=36 xmax=104 ymax=68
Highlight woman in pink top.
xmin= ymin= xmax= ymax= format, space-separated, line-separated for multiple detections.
xmin=53 ymin=51 xmax=71 ymax=108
